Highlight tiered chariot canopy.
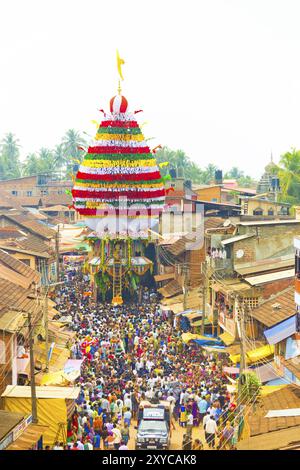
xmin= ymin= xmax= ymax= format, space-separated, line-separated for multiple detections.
xmin=72 ymin=92 xmax=165 ymax=238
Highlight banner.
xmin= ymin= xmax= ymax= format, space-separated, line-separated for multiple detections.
xmin=63 ymin=255 xmax=85 ymax=264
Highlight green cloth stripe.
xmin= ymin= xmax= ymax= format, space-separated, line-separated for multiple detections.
xmin=75 ymin=178 xmax=163 ymax=185
xmin=84 ymin=153 xmax=151 ymax=160
xmin=97 ymin=127 xmax=142 ymax=135
xmin=74 ymin=200 xmax=164 ymax=207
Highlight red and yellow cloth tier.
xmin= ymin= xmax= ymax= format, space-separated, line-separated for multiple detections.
xmin=72 ymin=100 xmax=165 ymax=217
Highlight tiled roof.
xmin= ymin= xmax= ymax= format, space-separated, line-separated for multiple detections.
xmin=0 ymin=228 xmax=52 ymax=257
xmin=8 ymin=196 xmax=42 ymax=207
xmin=14 ymin=234 xmax=51 ymax=254
xmin=204 ymin=217 xmax=226 ymax=229
xmin=249 ymin=286 xmax=294 ymax=327
xmin=0 ymin=278 xmax=37 ymax=313
xmin=0 ymin=249 xmax=40 ymax=284
xmin=162 ymin=227 xmax=204 ymax=257
xmin=248 ymin=385 xmax=300 ymax=436
xmin=0 ymin=214 xmax=56 ymax=239
xmin=0 ymin=227 xmax=24 ymax=239
xmin=41 ymin=194 xmax=72 ymax=207
xmin=158 ymin=280 xmax=183 ymax=298
xmin=40 ymin=205 xmax=74 ymax=212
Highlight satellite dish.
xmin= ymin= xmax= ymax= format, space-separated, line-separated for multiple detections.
xmin=223 ymin=219 xmax=231 ymax=227
xmin=236 ymin=249 xmax=244 ymax=259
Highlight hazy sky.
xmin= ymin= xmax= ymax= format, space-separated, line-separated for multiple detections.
xmin=1 ymin=0 xmax=300 ymax=178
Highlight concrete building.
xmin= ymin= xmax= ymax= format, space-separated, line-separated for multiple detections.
xmin=0 ymin=174 xmax=72 ymax=200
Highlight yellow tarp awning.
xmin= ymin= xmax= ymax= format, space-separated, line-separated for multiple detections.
xmin=219 ymin=331 xmax=235 ymax=346
xmin=181 ymin=332 xmax=220 ymax=344
xmin=3 ymin=397 xmax=67 ymax=447
xmin=40 ymin=369 xmax=80 ymax=386
xmin=260 ymin=384 xmax=288 ymax=396
xmin=230 ymin=344 xmax=274 ymax=365
xmin=226 ymin=384 xmax=287 ymax=397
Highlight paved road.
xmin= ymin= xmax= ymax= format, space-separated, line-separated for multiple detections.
xmin=127 ymin=419 xmax=210 ymax=451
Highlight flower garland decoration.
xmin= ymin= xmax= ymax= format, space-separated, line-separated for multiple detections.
xmin=72 ymin=94 xmax=166 ymax=217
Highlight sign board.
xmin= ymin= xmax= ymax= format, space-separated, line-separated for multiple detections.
xmin=143 ymin=408 xmax=165 ymax=420
xmin=12 ymin=414 xmax=32 ymax=441
xmin=0 ymin=432 xmax=13 ymax=450
xmin=63 ymin=255 xmax=85 ymax=264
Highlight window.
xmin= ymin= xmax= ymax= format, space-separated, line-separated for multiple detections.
xmin=41 ymin=190 xmax=48 ymax=196
xmin=11 ymin=190 xmax=18 ymax=196
xmin=19 ymin=259 xmax=30 ymax=266
xmin=268 ymin=208 xmax=274 ymax=216
xmin=279 ymin=206 xmax=289 ymax=216
xmin=253 ymin=207 xmax=263 ymax=216
xmin=27 ymin=191 xmax=32 ymax=197
xmin=37 ymin=175 xmax=47 ymax=185
xmin=211 ymin=198 xmax=218 ymax=202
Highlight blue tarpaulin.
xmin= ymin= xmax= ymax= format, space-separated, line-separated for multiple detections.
xmin=264 ymin=315 xmax=296 ymax=345
xmin=193 ymin=338 xmax=225 ymax=348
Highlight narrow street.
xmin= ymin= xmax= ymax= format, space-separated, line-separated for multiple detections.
xmin=55 ymin=267 xmax=235 ymax=451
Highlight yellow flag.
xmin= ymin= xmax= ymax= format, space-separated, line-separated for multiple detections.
xmin=116 ymin=49 xmax=125 ymax=80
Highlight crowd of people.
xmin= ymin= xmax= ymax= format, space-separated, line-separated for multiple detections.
xmin=49 ymin=267 xmax=239 ymax=451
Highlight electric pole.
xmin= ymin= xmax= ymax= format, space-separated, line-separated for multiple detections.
xmin=28 ymin=310 xmax=38 ymax=424
xmin=201 ymin=260 xmax=210 ymax=335
xmin=237 ymin=298 xmax=247 ymax=404
xmin=55 ymin=225 xmax=60 ymax=282
xmin=44 ymin=286 xmax=49 ymax=372
xmin=183 ymin=252 xmax=189 ymax=310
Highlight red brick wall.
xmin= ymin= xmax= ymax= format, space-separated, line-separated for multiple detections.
xmin=233 ymin=238 xmax=256 ymax=264
xmin=261 ymin=278 xmax=293 ymax=299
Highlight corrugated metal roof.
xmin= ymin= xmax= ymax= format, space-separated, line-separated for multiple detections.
xmin=235 ymin=258 xmax=294 ymax=276
xmin=245 ymin=269 xmax=294 ymax=286
xmin=238 ymin=220 xmax=300 ymax=226
xmin=221 ymin=233 xmax=255 ymax=245
xmin=264 ymin=315 xmax=296 ymax=345
xmin=1 ymin=385 xmax=80 ymax=399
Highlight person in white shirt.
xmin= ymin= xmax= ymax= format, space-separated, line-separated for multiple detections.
xmin=76 ymin=440 xmax=84 ymax=450
xmin=186 ymin=412 xmax=194 ymax=436
xmin=119 ymin=443 xmax=129 ymax=450
xmin=112 ymin=426 xmax=122 ymax=450
xmin=205 ymin=416 xmax=218 ymax=448
xmin=124 ymin=395 xmax=132 ymax=411
xmin=167 ymin=393 xmax=176 ymax=415
xmin=145 ymin=389 xmax=153 ymax=400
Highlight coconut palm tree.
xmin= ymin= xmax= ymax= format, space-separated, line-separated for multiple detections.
xmin=0 ymin=133 xmax=21 ymax=179
xmin=278 ymin=148 xmax=300 ymax=204
xmin=61 ymin=129 xmax=87 ymax=175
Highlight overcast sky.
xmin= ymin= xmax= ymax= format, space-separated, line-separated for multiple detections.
xmin=1 ymin=0 xmax=300 ymax=178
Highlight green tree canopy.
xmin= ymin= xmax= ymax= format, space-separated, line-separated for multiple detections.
xmin=277 ymin=148 xmax=300 ymax=204
xmin=0 ymin=133 xmax=22 ymax=179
